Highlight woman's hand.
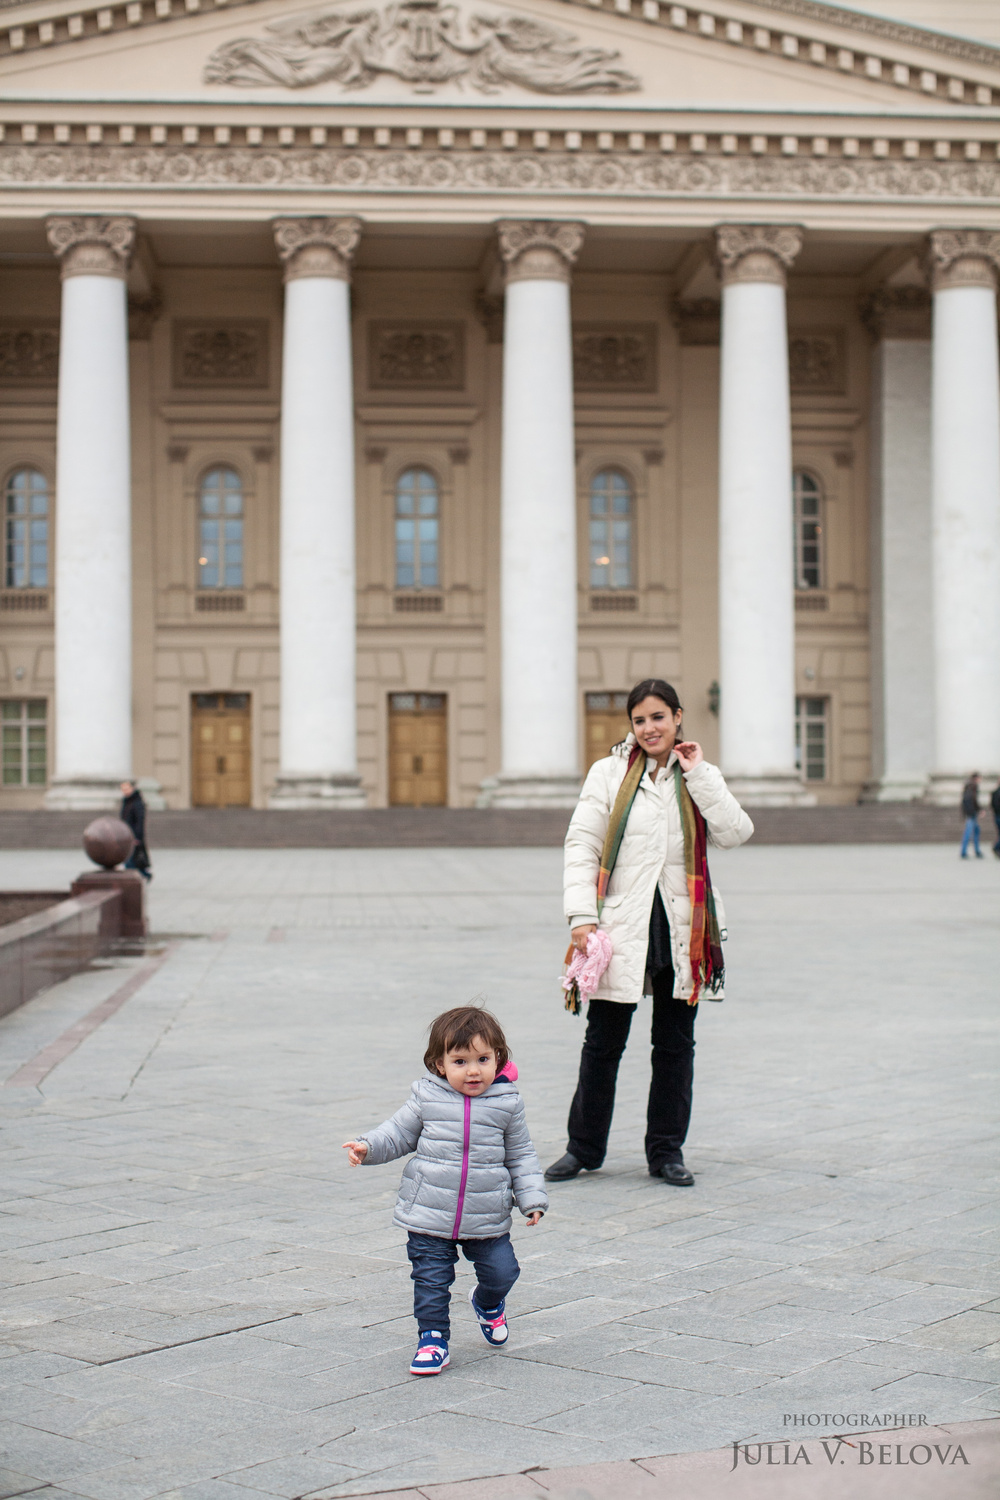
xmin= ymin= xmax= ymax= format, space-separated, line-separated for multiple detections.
xmin=342 ymin=1140 xmax=368 ymax=1166
xmin=570 ymin=923 xmax=597 ymax=953
xmin=526 ymin=1211 xmax=544 ymax=1226
xmin=674 ymin=740 xmax=704 ymax=772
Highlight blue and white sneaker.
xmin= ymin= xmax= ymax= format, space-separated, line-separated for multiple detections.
xmin=469 ymin=1287 xmax=509 ymax=1345
xmin=410 ymin=1331 xmax=449 ymax=1375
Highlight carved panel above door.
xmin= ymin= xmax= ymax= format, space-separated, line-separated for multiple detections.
xmin=172 ymin=320 xmax=270 ymax=389
xmin=573 ymin=325 xmax=657 ymax=392
xmin=369 ymin=322 xmax=465 ymax=391
xmin=0 ymin=325 xmax=59 ymax=385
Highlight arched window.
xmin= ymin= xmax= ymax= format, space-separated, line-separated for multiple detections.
xmin=198 ymin=468 xmax=243 ymax=590
xmin=4 ymin=468 xmax=49 ymax=589
xmin=395 ymin=468 xmax=439 ymax=589
xmin=589 ymin=469 xmax=633 ymax=589
xmin=793 ymin=470 xmax=823 ymax=590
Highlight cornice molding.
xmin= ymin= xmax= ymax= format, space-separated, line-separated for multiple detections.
xmin=2 ymin=0 xmax=1000 ymax=109
xmin=752 ymin=0 xmax=1000 ymax=71
xmin=7 ymin=142 xmax=1000 ymax=207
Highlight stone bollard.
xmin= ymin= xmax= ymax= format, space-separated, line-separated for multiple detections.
xmin=70 ymin=815 xmax=147 ymax=940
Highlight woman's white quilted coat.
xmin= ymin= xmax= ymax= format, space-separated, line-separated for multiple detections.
xmin=563 ymin=740 xmax=754 ymax=1005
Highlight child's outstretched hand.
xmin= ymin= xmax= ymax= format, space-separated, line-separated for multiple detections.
xmin=526 ymin=1211 xmax=543 ymax=1226
xmin=342 ymin=1140 xmax=368 ymax=1166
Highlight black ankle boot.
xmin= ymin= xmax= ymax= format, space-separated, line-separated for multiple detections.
xmin=544 ymin=1152 xmax=586 ymax=1181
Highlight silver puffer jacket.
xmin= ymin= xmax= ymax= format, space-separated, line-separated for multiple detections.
xmin=359 ymin=1072 xmax=548 ymax=1240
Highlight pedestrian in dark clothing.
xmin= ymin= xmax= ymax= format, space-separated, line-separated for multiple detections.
xmin=992 ymin=780 xmax=1000 ymax=859
xmin=960 ymin=773 xmax=983 ymax=859
xmin=120 ymin=780 xmax=152 ymax=881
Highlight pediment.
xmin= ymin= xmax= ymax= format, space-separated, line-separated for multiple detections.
xmin=2 ymin=0 xmax=999 ymax=109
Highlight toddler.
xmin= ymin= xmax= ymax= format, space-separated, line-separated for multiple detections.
xmin=343 ymin=1005 xmax=548 ymax=1375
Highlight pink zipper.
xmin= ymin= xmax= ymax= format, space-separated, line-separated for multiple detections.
xmin=452 ymin=1094 xmax=471 ymax=1239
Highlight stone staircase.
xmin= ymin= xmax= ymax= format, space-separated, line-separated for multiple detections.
xmin=0 ymin=804 xmax=964 ymax=849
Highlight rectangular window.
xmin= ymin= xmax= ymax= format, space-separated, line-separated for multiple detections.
xmin=793 ymin=470 xmax=823 ymax=590
xmin=395 ymin=469 xmax=439 ymax=590
xmin=589 ymin=470 xmax=634 ymax=590
xmin=795 ymin=696 xmax=827 ymax=782
xmin=4 ymin=469 xmax=50 ymax=589
xmin=1 ymin=699 xmax=47 ymax=786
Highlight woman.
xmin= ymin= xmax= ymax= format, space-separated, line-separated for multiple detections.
xmin=546 ymin=679 xmax=752 ymax=1187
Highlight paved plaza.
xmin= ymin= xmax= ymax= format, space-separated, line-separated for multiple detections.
xmin=0 ymin=842 xmax=998 ymax=1499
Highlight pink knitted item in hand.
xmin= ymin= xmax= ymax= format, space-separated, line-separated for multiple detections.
xmin=561 ymin=928 xmax=613 ymax=1007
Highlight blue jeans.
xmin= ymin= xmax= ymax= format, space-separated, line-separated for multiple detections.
xmin=961 ymin=817 xmax=982 ymax=856
xmin=406 ymin=1231 xmax=520 ymax=1339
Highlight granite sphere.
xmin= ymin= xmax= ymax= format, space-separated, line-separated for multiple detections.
xmin=83 ymin=816 xmax=135 ymax=870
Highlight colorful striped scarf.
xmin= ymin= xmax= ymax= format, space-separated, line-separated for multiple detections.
xmin=564 ymin=743 xmax=724 ymax=1012
xmin=671 ymin=760 xmax=725 ymax=1004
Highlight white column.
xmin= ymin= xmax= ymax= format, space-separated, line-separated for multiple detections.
xmin=864 ymin=289 xmax=933 ymax=801
xmin=716 ymin=225 xmax=813 ymax=806
xmin=44 ymin=216 xmax=135 ymax=810
xmin=480 ymin=221 xmax=584 ymax=809
xmin=926 ymin=231 xmax=1000 ymax=805
xmin=270 ymin=218 xmax=366 ymax=808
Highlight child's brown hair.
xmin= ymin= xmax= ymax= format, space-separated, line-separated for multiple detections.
xmin=424 ymin=1005 xmax=510 ymax=1075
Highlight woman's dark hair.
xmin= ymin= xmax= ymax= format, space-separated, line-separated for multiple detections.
xmin=424 ymin=1005 xmax=510 ymax=1075
xmin=627 ymin=678 xmax=682 ymax=719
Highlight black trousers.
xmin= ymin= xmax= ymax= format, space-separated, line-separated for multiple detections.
xmin=566 ymin=968 xmax=696 ymax=1174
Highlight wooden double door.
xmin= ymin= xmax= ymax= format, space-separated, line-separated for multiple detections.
xmin=191 ymin=693 xmax=251 ymax=807
xmin=585 ymin=692 xmax=630 ymax=771
xmin=389 ymin=693 xmax=447 ymax=806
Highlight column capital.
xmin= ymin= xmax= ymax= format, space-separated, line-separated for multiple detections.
xmin=926 ymin=229 xmax=1000 ymax=292
xmin=715 ymin=224 xmax=803 ymax=288
xmin=273 ymin=217 xmax=362 ymax=282
xmin=496 ymin=220 xmax=585 ymax=286
xmin=860 ymin=285 xmax=931 ymax=341
xmin=46 ymin=216 xmax=136 ymax=280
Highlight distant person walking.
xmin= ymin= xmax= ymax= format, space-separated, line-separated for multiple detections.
xmin=960 ymin=773 xmax=983 ymax=860
xmin=120 ymin=780 xmax=152 ymax=881
xmin=992 ymin=779 xmax=1000 ymax=860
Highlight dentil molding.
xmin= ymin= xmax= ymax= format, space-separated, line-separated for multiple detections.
xmin=715 ymin=224 xmax=803 ymax=286
xmin=6 ymin=148 xmax=1000 ymax=208
xmin=497 ymin=220 xmax=585 ymax=283
xmin=926 ymin=228 xmax=1000 ymax=291
xmin=45 ymin=215 xmax=136 ymax=278
xmin=272 ymin=216 xmax=362 ymax=280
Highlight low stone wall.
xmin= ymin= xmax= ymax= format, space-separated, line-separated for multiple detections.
xmin=0 ymin=889 xmax=123 ymax=1021
xmin=0 ymin=804 xmax=968 ymax=848
xmin=0 ymin=892 xmax=67 ymax=927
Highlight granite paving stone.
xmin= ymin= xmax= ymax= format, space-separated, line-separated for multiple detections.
xmin=1 ymin=844 xmax=998 ymax=1494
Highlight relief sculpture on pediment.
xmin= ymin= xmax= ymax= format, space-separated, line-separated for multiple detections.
xmin=204 ymin=0 xmax=640 ymax=94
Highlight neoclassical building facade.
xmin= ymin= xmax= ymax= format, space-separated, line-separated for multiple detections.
xmin=1 ymin=0 xmax=999 ymax=809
